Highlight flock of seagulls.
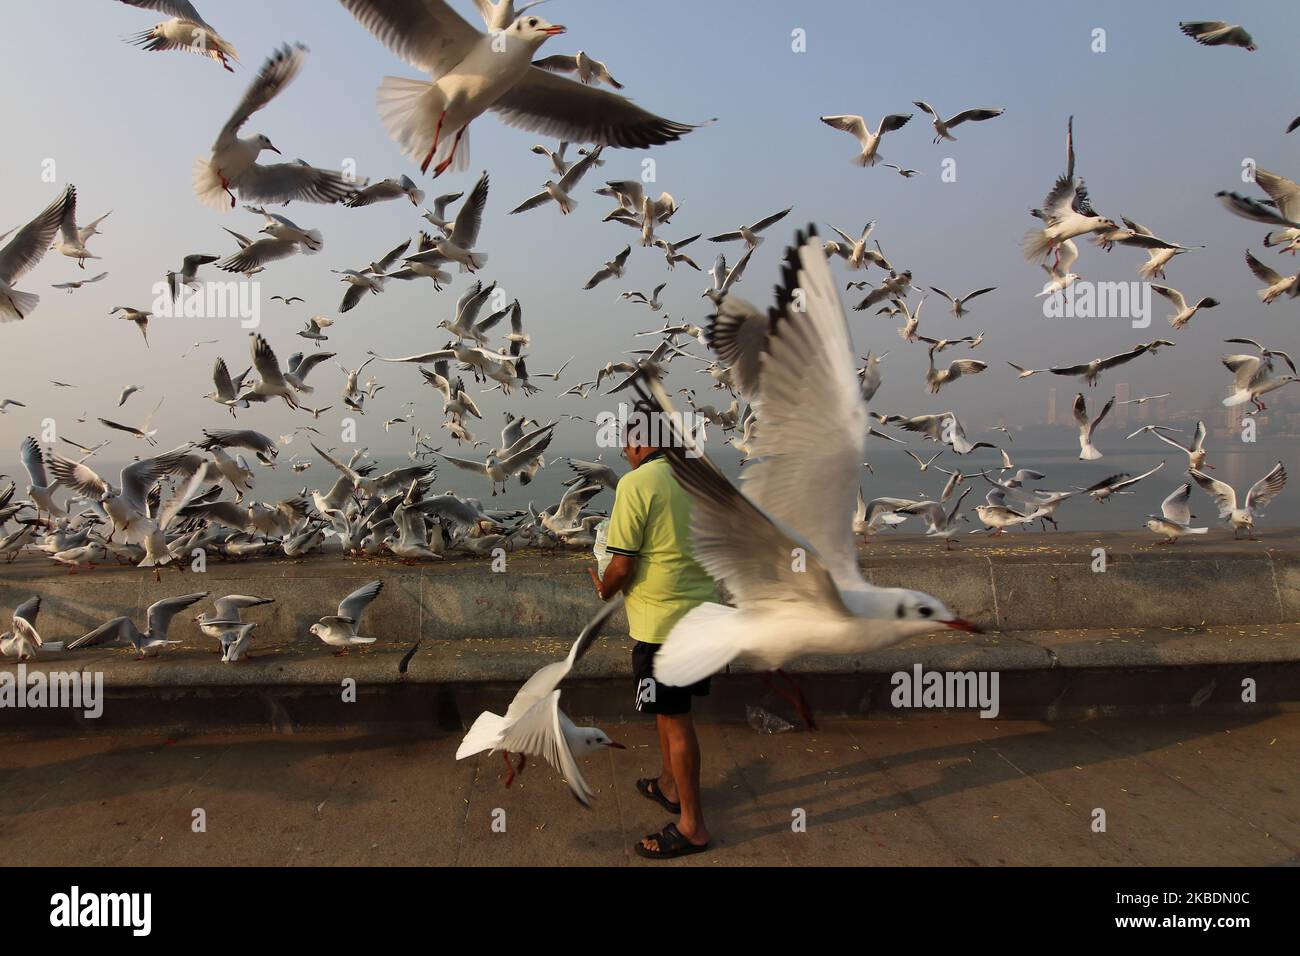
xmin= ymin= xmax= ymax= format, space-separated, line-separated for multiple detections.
xmin=0 ymin=3 xmax=1296 ymax=799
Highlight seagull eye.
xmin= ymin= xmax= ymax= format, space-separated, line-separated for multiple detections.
xmin=528 ymin=17 xmax=538 ymax=26
xmin=895 ymin=603 xmax=905 ymax=619
xmin=918 ymin=605 xmax=933 ymax=618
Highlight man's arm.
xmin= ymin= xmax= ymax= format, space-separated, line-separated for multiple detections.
xmin=589 ymin=554 xmax=635 ymax=600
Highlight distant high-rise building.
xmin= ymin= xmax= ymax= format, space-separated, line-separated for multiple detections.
xmin=1114 ymin=383 xmax=1131 ymax=425
xmin=1047 ymin=386 xmax=1058 ymax=425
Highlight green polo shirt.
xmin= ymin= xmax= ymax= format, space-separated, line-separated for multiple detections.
xmin=605 ymin=453 xmax=716 ymax=644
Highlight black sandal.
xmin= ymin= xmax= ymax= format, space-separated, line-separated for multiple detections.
xmin=636 ymin=777 xmax=681 ymax=814
xmin=635 ymin=822 xmax=710 ymax=860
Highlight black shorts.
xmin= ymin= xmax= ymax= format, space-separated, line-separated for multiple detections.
xmin=632 ymin=640 xmax=710 ymax=715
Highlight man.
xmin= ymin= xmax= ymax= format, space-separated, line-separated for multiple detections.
xmin=588 ymin=411 xmax=716 ymax=859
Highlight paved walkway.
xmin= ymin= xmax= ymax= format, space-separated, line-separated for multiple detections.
xmin=1 ymin=713 xmax=1295 ymax=866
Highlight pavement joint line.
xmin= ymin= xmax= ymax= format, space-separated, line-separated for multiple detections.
xmin=985 ymin=554 xmax=1002 ymax=630
xmin=1076 ymin=721 xmax=1300 ymax=857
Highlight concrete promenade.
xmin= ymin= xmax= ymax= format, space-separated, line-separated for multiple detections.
xmin=1 ymin=712 xmax=1295 ymax=866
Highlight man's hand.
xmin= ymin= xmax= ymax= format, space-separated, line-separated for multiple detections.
xmin=587 ymin=565 xmax=604 ymax=599
xmin=591 ymin=554 xmax=636 ymax=601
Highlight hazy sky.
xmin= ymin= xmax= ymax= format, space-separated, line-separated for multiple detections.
xmin=2 ymin=0 xmax=1299 ymax=477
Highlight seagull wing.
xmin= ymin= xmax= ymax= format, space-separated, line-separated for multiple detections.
xmin=146 ymin=592 xmax=208 ymax=640
xmin=337 ymin=579 xmax=383 ymax=622
xmin=19 ymin=437 xmax=51 ymax=486
xmin=1189 ymin=469 xmax=1238 ymax=517
xmin=449 ymin=170 xmax=489 ymax=249
xmin=0 ymin=185 xmax=75 ymax=285
xmin=497 ymin=691 xmax=595 ymax=806
xmin=216 ymin=44 xmax=304 ymax=147
xmin=1160 ymin=483 xmax=1193 ymax=524
xmin=1245 ymin=463 xmax=1287 ymax=512
xmin=732 ymin=231 xmax=868 ymax=592
xmin=337 ymin=0 xmax=481 ymax=76
xmin=492 ymin=69 xmax=697 ymax=149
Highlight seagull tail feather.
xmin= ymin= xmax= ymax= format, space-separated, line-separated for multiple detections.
xmin=192 ymin=157 xmax=230 ymax=212
xmin=456 ymin=710 xmax=508 ymax=760
xmin=1021 ymin=228 xmax=1055 ymax=262
xmin=376 ymin=76 xmax=469 ymax=173
xmin=651 ymin=602 xmax=745 ymax=687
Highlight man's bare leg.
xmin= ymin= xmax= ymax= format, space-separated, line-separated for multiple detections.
xmin=643 ymin=712 xmax=709 ymax=849
xmin=655 ymin=714 xmax=677 ymax=802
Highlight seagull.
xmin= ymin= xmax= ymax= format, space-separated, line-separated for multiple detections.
xmin=1073 ymin=392 xmax=1114 ymax=460
xmin=0 ymin=184 xmax=76 ymax=322
xmin=51 ymin=208 xmax=110 ymax=268
xmin=1023 ymin=116 xmax=1117 ymax=263
xmin=420 ymin=190 xmax=466 ymax=234
xmin=1048 ymin=342 xmax=1155 ymax=387
xmin=20 ymin=437 xmax=65 ymax=519
xmin=1243 ymin=249 xmax=1300 ymax=303
xmin=629 ymin=230 xmax=977 ymax=730
xmin=457 ymin=596 xmax=625 ymax=803
xmin=338 ymin=0 xmax=698 ymax=176
xmin=897 ymin=487 xmax=972 ymax=550
xmin=925 ymin=346 xmax=986 ymax=394
xmin=912 ymin=101 xmax=1004 ymax=143
xmin=928 ymin=285 xmax=996 ymax=317
xmin=1117 ymin=392 xmax=1171 ymax=406
xmin=707 ymin=207 xmax=792 ymax=251
xmin=68 ymin=592 xmax=208 ymax=659
xmin=345 ymin=174 xmax=426 ymax=208
xmin=1080 ymin=462 xmax=1165 ymax=502
xmin=529 ymin=141 xmax=572 ymax=175
xmin=296 ymin=315 xmax=333 ymax=345
xmin=1035 ymin=237 xmax=1080 ymax=297
xmin=853 ymin=271 xmax=916 ymax=311
xmin=819 ymin=113 xmax=912 ymax=167
xmin=1221 ymin=348 xmax=1298 ymax=412
xmin=1 ymin=597 xmax=63 ymax=660
xmin=193 ymin=44 xmax=356 ymax=210
xmin=1189 ymin=463 xmax=1286 ymax=539
xmin=237 ymin=334 xmax=302 ymax=409
xmin=194 ymin=594 xmax=274 ymax=642
xmin=97 ymin=397 xmax=165 ymax=447
xmin=165 ymin=253 xmax=220 ymax=299
xmin=1146 ymin=483 xmax=1209 ymax=544
xmin=532 ymin=50 xmax=624 ymax=89
xmin=245 ymin=206 xmax=325 ymax=253
xmin=976 ymin=488 xmax=1035 ymax=535
xmin=509 ymin=145 xmax=603 ymax=215
xmin=437 ymin=430 xmax=554 ymax=495
xmin=205 ymin=357 xmax=251 ymax=415
xmin=52 ymin=271 xmax=109 ymax=292
xmin=1127 ymin=422 xmax=1210 ymax=470
xmin=217 ymin=623 xmax=258 ymax=663
xmin=116 ymin=0 xmax=238 ymax=70
xmin=621 ymin=283 xmax=667 ymax=311
xmin=889 ymin=412 xmax=995 ymax=455
xmin=271 ymin=295 xmax=305 ymax=305
xmin=309 ymin=580 xmax=383 ymax=654
xmin=109 ymin=306 xmax=153 ymax=346
xmin=1240 ymin=168 xmax=1300 ymax=253
xmin=402 ymin=170 xmax=490 ymax=273
xmin=703 ymin=248 xmax=754 ymax=304
xmin=217 ymin=227 xmax=301 ymax=275
xmin=881 ymin=163 xmax=921 ymax=178
xmin=0 ymin=399 xmax=27 ymax=413
xmin=1179 ymin=20 xmax=1256 ymax=51
xmin=333 ymin=239 xmax=409 ymax=313
xmin=1150 ymin=284 xmax=1219 ymax=328
xmin=583 ymin=244 xmax=631 ymax=290
xmin=117 ymin=385 xmax=142 ymax=407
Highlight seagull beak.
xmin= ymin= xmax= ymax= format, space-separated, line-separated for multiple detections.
xmin=605 ymin=741 xmax=626 ymax=749
xmin=945 ymin=617 xmax=982 ymax=633
xmin=543 ymin=24 xmax=567 ymax=35
xmin=266 ymin=143 xmax=281 ymax=155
